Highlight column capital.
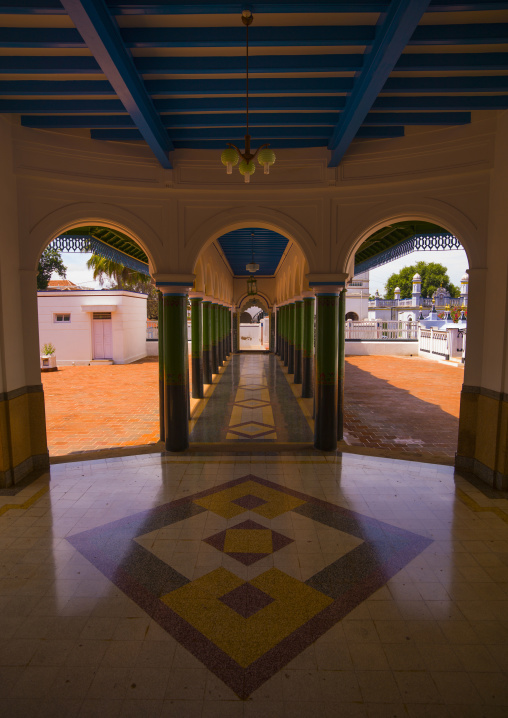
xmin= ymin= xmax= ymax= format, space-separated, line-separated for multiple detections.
xmin=154 ymin=273 xmax=194 ymax=294
xmin=302 ymin=291 xmax=315 ymax=300
xmin=313 ymin=286 xmax=343 ymax=296
xmin=189 ymin=291 xmax=204 ymax=300
xmin=307 ymin=272 xmax=348 ymax=288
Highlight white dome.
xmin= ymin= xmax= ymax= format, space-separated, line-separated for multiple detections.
xmin=461 ymin=273 xmax=469 ymax=282
xmin=412 ymin=273 xmax=421 ymax=281
xmin=394 ymin=286 xmax=400 ymax=292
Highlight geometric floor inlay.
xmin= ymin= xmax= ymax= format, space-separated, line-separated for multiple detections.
xmin=67 ymin=474 xmax=433 ymax=699
xmin=203 ymin=518 xmax=294 ymax=565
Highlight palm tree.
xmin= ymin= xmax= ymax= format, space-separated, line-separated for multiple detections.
xmin=86 ymin=255 xmax=151 ymax=289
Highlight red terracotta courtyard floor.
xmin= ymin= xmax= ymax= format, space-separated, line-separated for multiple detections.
xmin=342 ymin=356 xmax=464 ymax=464
xmin=42 ymin=355 xmax=464 ymax=462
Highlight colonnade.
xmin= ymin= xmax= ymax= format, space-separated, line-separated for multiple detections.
xmin=158 ymin=288 xmax=233 ymax=451
xmin=275 ymin=288 xmax=346 ymax=451
xmin=158 ymin=284 xmax=346 ymax=453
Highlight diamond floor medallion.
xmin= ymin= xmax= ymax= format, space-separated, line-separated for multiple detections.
xmin=67 ymin=474 xmax=432 ymax=699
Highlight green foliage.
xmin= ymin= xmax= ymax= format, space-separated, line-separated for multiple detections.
xmin=37 ymin=248 xmax=67 ymax=290
xmin=41 ymin=342 xmax=55 ymax=356
xmin=438 ymin=306 xmax=467 ymax=323
xmin=86 ymin=255 xmax=150 ymax=288
xmin=384 ymin=261 xmax=460 ymax=300
xmin=86 ymin=254 xmax=158 ymax=319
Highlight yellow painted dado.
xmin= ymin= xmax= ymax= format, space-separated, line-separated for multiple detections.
xmin=457 ymin=390 xmax=508 ymax=490
xmin=475 ymin=393 xmax=501 ymax=472
xmin=0 ymin=389 xmax=48 ymax=486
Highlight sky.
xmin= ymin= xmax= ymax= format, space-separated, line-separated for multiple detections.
xmin=55 ymin=247 xmax=470 ymax=295
xmin=367 ymin=247 xmax=469 ymax=296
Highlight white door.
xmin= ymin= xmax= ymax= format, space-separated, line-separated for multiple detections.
xmin=92 ymin=313 xmax=113 ymax=359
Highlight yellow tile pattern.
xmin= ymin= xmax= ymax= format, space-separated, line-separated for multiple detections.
xmin=223 ymin=528 xmax=273 ymax=554
xmin=161 ymin=566 xmax=333 ymax=667
xmin=226 ymin=369 xmax=276 ymax=441
xmin=193 ymin=479 xmax=305 ymax=519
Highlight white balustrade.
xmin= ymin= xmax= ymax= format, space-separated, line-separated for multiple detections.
xmin=345 ymin=320 xmax=418 ymax=340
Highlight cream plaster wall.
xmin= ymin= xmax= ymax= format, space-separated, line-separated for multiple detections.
xmin=37 ymin=291 xmax=148 ymax=365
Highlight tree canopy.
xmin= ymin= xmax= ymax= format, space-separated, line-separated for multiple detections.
xmin=384 ymin=261 xmax=460 ymax=300
xmin=37 ymin=248 xmax=67 ymax=290
xmin=86 ymin=254 xmax=158 ymax=319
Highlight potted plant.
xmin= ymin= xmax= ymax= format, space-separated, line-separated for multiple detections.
xmin=40 ymin=343 xmax=57 ymax=372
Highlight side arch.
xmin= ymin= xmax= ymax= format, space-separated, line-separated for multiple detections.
xmin=336 ymin=198 xmax=483 ymax=278
xmin=24 ymin=202 xmax=163 ymax=274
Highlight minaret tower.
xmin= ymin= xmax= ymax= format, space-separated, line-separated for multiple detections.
xmin=412 ymin=273 xmax=421 ymax=306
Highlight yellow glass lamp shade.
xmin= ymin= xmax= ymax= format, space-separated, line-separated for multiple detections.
xmin=257 ymin=148 xmax=276 ymax=174
xmin=221 ymin=147 xmax=240 ymax=174
xmin=239 ymin=160 xmax=256 ymax=183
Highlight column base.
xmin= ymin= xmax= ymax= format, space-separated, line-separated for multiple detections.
xmin=455 ymin=454 xmax=508 ymax=491
xmin=159 ymin=378 xmax=165 ymax=441
xmin=164 ymin=384 xmax=189 ymax=452
xmin=302 ymin=357 xmax=313 ymax=398
xmin=203 ymin=349 xmax=212 ymax=384
xmin=314 ymin=383 xmax=338 ymax=451
xmin=191 ymin=357 xmax=204 ymax=399
xmin=294 ymin=348 xmax=302 ymax=384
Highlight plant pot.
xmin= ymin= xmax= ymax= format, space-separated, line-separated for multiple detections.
xmin=40 ymin=355 xmax=57 ymax=372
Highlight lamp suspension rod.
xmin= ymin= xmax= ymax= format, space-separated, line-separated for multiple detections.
xmin=246 ymin=19 xmax=249 ymax=135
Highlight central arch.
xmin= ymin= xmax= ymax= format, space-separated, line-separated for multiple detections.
xmin=186 ymin=206 xmax=315 ymax=276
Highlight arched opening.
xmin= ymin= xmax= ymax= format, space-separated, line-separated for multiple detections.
xmin=341 ymin=219 xmax=470 ymax=466
xmin=237 ymin=294 xmax=270 ymax=352
xmin=37 ymin=223 xmax=161 ymax=459
xmin=187 ymin=221 xmax=313 ymax=446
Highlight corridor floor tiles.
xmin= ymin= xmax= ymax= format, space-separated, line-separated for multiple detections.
xmin=190 ymin=354 xmax=312 ymax=443
xmin=1 ymin=452 xmax=508 ymax=717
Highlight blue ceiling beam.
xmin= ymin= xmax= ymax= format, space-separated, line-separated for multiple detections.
xmin=328 ymin=0 xmax=432 ymax=167
xmin=59 ymin=0 xmax=172 ymax=168
xmin=21 ymin=111 xmax=470 ymax=129
xmin=90 ymin=125 xmax=403 ymax=141
xmin=9 ymin=95 xmax=508 ymax=115
xmin=3 ymin=24 xmax=508 ymax=48
xmin=5 ymin=76 xmax=507 ymax=96
xmin=4 ymin=1 xmax=508 ymax=13
xmin=91 ymin=134 xmax=333 ymax=148
xmin=4 ymin=52 xmax=508 ymax=74
xmin=90 ymin=127 xmax=404 ymax=143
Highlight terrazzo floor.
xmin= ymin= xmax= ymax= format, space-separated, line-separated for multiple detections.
xmin=1 ymin=450 xmax=508 ymax=717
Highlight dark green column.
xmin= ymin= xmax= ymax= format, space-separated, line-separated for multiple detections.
xmin=221 ymin=305 xmax=226 ymax=364
xmin=338 ymin=288 xmax=346 ymax=440
xmin=302 ymin=295 xmax=315 ymax=398
xmin=269 ymin=310 xmax=275 ymax=353
xmin=228 ymin=308 xmax=232 ymax=355
xmin=288 ymin=302 xmax=295 ymax=374
xmin=294 ymin=300 xmax=303 ymax=384
xmin=158 ymin=291 xmax=165 ymax=441
xmin=275 ymin=308 xmax=280 ymax=355
xmin=314 ymin=292 xmax=339 ymax=451
xmin=190 ymin=296 xmax=203 ymax=399
xmin=216 ymin=304 xmax=221 ymax=366
xmin=283 ymin=305 xmax=289 ymax=366
xmin=163 ymin=292 xmax=189 ymax=451
xmin=211 ymin=303 xmax=218 ymax=374
xmin=202 ymin=300 xmax=212 ymax=384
